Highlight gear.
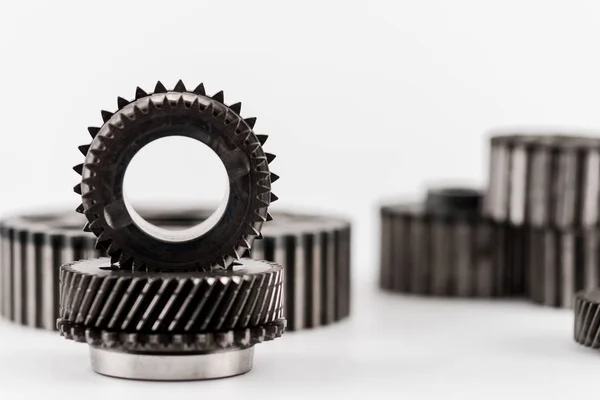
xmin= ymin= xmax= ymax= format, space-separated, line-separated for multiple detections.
xmin=74 ymin=80 xmax=278 ymax=272
xmin=58 ymin=318 xmax=285 ymax=352
xmin=484 ymin=133 xmax=600 ymax=228
xmin=574 ymin=289 xmax=600 ymax=348
xmin=58 ymin=257 xmax=283 ymax=333
xmin=251 ymin=212 xmax=351 ymax=330
xmin=0 ymin=208 xmax=351 ymax=332
xmin=527 ymin=227 xmax=599 ymax=308
xmin=380 ymin=187 xmax=520 ymax=297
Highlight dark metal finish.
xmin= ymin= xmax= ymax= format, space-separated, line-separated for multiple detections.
xmin=527 ymin=227 xmax=599 ymax=308
xmin=58 ymin=318 xmax=285 ymax=352
xmin=0 ymin=209 xmax=351 ymax=331
xmin=574 ymin=289 xmax=600 ymax=348
xmin=74 ymin=80 xmax=277 ymax=271
xmin=57 ymin=258 xmax=283 ymax=333
xmin=484 ymin=134 xmax=600 ymax=228
xmin=379 ymin=189 xmax=521 ymax=297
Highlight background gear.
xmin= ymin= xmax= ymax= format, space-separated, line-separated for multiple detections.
xmin=574 ymin=289 xmax=600 ymax=348
xmin=379 ymin=188 xmax=520 ymax=297
xmin=0 ymin=208 xmax=351 ymax=331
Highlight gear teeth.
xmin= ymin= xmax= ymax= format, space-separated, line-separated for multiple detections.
xmin=266 ymin=212 xmax=274 ymax=221
xmin=94 ymin=239 xmax=107 ymax=251
xmin=135 ymin=87 xmax=148 ymax=99
xmin=73 ymin=164 xmax=84 ymax=175
xmin=87 ymin=127 xmax=100 ymax=138
xmin=58 ymin=258 xmax=283 ymax=333
xmin=270 ymin=193 xmax=279 ymax=203
xmin=78 ymin=145 xmax=90 ymax=156
xmin=73 ymin=184 xmax=82 ymax=195
xmin=75 ymin=204 xmax=84 ymax=214
xmin=193 ymin=83 xmax=206 ymax=96
xmin=270 ymin=173 xmax=279 ymax=183
xmin=230 ymin=102 xmax=242 ymax=114
xmin=174 ymin=80 xmax=187 ymax=92
xmin=256 ymin=134 xmax=268 ymax=145
xmin=257 ymin=185 xmax=271 ymax=194
xmin=83 ymin=222 xmax=92 ymax=232
xmin=101 ymin=110 xmax=113 ymax=123
xmin=212 ymin=91 xmax=224 ymax=103
xmin=244 ymin=117 xmax=257 ymax=128
xmin=117 ymin=97 xmax=129 ymax=109
xmin=266 ymin=153 xmax=276 ymax=164
xmin=154 ymin=81 xmax=167 ymax=93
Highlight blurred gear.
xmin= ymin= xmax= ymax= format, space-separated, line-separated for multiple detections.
xmin=251 ymin=212 xmax=351 ymax=330
xmin=484 ymin=134 xmax=600 ymax=228
xmin=74 ymin=80 xmax=277 ymax=272
xmin=379 ymin=187 xmax=521 ymax=297
xmin=0 ymin=209 xmax=351 ymax=331
xmin=574 ymin=289 xmax=600 ymax=348
xmin=58 ymin=257 xmax=285 ymax=380
xmin=527 ymin=228 xmax=599 ymax=308
xmin=484 ymin=133 xmax=600 ymax=308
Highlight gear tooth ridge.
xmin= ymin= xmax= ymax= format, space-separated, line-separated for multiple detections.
xmin=154 ymin=81 xmax=167 ymax=93
xmin=256 ymin=134 xmax=268 ymax=145
xmin=174 ymin=79 xmax=187 ymax=92
xmin=78 ymin=145 xmax=90 ymax=156
xmin=135 ymin=87 xmax=148 ymax=99
xmin=243 ymin=117 xmax=257 ymax=128
xmin=73 ymin=164 xmax=83 ymax=175
xmin=117 ymin=97 xmax=129 ymax=109
xmin=212 ymin=90 xmax=224 ymax=103
xmin=230 ymin=102 xmax=242 ymax=114
xmin=87 ymin=127 xmax=100 ymax=138
xmin=100 ymin=110 xmax=113 ymax=122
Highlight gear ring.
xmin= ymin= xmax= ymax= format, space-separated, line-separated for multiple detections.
xmin=74 ymin=80 xmax=278 ymax=271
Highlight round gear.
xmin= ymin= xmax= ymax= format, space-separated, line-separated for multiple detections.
xmin=484 ymin=133 xmax=600 ymax=228
xmin=58 ymin=318 xmax=285 ymax=353
xmin=58 ymin=257 xmax=283 ymax=333
xmin=74 ymin=80 xmax=278 ymax=271
xmin=380 ymin=187 xmax=520 ymax=297
xmin=574 ymin=289 xmax=600 ymax=348
xmin=0 ymin=208 xmax=351 ymax=332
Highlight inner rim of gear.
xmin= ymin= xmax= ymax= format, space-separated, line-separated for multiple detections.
xmin=123 ymin=137 xmax=230 ymax=243
xmin=74 ymin=81 xmax=277 ymax=271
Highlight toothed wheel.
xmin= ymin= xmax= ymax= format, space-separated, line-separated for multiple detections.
xmin=74 ymin=80 xmax=278 ymax=271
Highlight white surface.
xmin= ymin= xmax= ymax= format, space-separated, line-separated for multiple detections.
xmin=0 ymin=282 xmax=589 ymax=399
xmin=0 ymin=0 xmax=599 ymax=397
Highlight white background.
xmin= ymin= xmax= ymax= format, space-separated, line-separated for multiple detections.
xmin=0 ymin=0 xmax=598 ymax=398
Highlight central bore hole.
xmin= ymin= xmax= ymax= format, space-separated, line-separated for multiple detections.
xmin=123 ymin=136 xmax=229 ymax=242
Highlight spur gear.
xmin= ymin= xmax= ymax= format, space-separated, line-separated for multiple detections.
xmin=484 ymin=133 xmax=600 ymax=308
xmin=379 ymin=187 xmax=519 ymax=297
xmin=57 ymin=257 xmax=285 ymax=380
xmin=74 ymin=80 xmax=278 ymax=272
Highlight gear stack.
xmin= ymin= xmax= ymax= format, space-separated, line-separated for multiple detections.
xmin=58 ymin=80 xmax=284 ymax=380
xmin=484 ymin=134 xmax=600 ymax=308
xmin=379 ymin=188 xmax=517 ymax=297
xmin=0 ymin=209 xmax=351 ymax=332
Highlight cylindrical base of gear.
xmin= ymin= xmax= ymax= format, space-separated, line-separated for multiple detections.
xmin=89 ymin=346 xmax=254 ymax=381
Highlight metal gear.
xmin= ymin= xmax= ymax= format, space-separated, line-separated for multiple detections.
xmin=57 ymin=257 xmax=285 ymax=380
xmin=379 ymin=187 xmax=521 ymax=297
xmin=74 ymin=80 xmax=277 ymax=272
xmin=0 ymin=208 xmax=351 ymax=331
xmin=58 ymin=318 xmax=285 ymax=352
xmin=574 ymin=289 xmax=600 ymax=348
xmin=484 ymin=133 xmax=600 ymax=228
xmin=527 ymin=227 xmax=599 ymax=308
xmin=483 ymin=133 xmax=600 ymax=308
xmin=57 ymin=258 xmax=283 ymax=333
